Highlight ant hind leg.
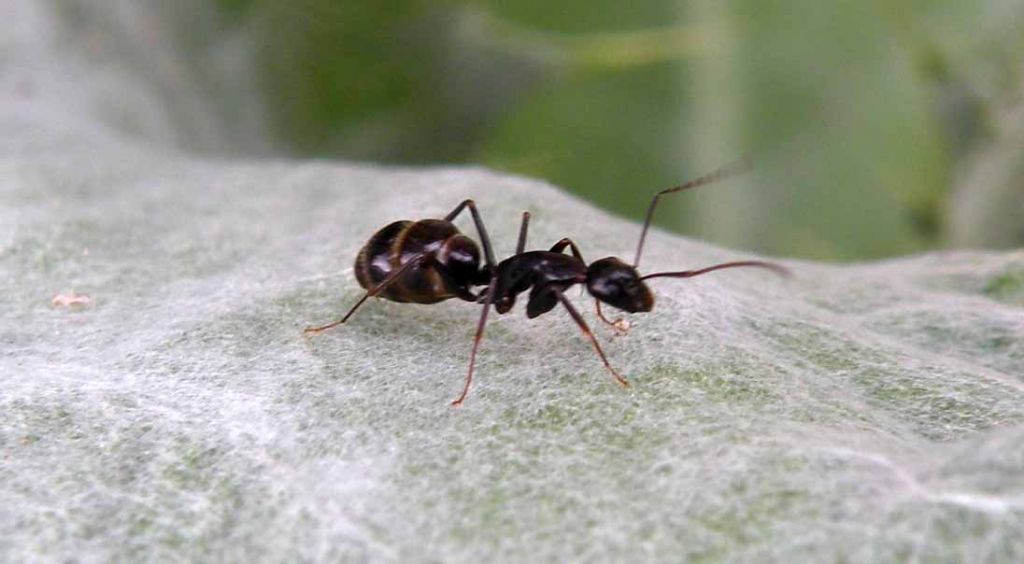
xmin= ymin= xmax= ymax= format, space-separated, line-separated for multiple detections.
xmin=444 ymin=200 xmax=497 ymax=269
xmin=303 ymin=252 xmax=433 ymax=335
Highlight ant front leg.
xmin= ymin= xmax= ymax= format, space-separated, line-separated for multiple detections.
xmin=594 ymin=300 xmax=631 ymax=337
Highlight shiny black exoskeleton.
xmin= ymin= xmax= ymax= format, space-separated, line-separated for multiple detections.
xmin=304 ymin=200 xmax=496 ymax=333
xmin=491 ymin=251 xmax=653 ymax=319
xmin=354 ymin=218 xmax=489 ymax=304
xmin=305 ymin=158 xmax=789 ymax=405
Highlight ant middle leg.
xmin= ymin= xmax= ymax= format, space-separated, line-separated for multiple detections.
xmin=551 ymin=289 xmax=630 ymax=388
xmin=452 ymin=278 xmax=498 ymax=406
xmin=516 ymin=211 xmax=530 ymax=254
xmin=549 ymin=238 xmax=629 ymax=334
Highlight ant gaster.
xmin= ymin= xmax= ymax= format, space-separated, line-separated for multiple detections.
xmin=304 ymin=158 xmax=788 ymax=406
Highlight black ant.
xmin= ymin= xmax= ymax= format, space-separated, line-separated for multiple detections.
xmin=304 ymin=158 xmax=788 ymax=405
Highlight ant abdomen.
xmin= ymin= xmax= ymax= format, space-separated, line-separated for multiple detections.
xmin=354 ymin=218 xmax=482 ymax=304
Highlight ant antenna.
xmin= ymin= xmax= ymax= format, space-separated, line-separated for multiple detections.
xmin=641 ymin=260 xmax=790 ymax=281
xmin=633 ymin=157 xmax=753 ymax=268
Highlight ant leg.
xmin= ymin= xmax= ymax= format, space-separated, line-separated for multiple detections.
xmin=551 ymin=289 xmax=630 ymax=388
xmin=452 ymin=278 xmax=498 ymax=406
xmin=549 ymin=238 xmax=585 ymax=262
xmin=516 ymin=211 xmax=530 ymax=254
xmin=303 ymin=252 xmax=432 ymax=335
xmin=444 ymin=200 xmax=496 ymax=269
xmin=594 ymin=299 xmax=631 ymax=336
xmin=633 ymin=158 xmax=752 ymax=267
xmin=549 ymin=238 xmax=630 ymax=334
xmin=550 ymin=239 xmax=589 ymax=297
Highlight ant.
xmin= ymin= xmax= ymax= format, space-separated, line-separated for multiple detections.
xmin=304 ymin=158 xmax=788 ymax=405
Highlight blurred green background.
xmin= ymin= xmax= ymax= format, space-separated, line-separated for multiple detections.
xmin=211 ymin=0 xmax=1024 ymax=261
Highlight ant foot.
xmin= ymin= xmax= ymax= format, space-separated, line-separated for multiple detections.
xmin=609 ymin=318 xmax=632 ymax=337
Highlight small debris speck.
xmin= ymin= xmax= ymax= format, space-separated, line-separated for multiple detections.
xmin=51 ymin=290 xmax=92 ymax=307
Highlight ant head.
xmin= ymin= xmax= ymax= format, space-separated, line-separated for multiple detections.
xmin=586 ymin=257 xmax=654 ymax=313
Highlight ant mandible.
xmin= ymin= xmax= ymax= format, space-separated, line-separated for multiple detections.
xmin=304 ymin=158 xmax=788 ymax=406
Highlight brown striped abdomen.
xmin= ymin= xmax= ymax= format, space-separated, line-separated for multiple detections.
xmin=354 ymin=219 xmax=462 ymax=304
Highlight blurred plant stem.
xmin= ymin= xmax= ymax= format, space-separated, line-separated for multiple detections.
xmin=684 ymin=0 xmax=955 ymax=259
xmin=879 ymin=0 xmax=1024 ymax=249
xmin=684 ymin=0 xmax=752 ymax=253
xmin=458 ymin=7 xmax=720 ymax=69
xmin=209 ymin=0 xmax=1023 ymax=259
xmin=948 ymin=103 xmax=1024 ymax=248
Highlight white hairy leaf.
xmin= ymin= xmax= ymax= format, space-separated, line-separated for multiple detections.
xmin=2 ymin=1 xmax=1023 ymax=561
